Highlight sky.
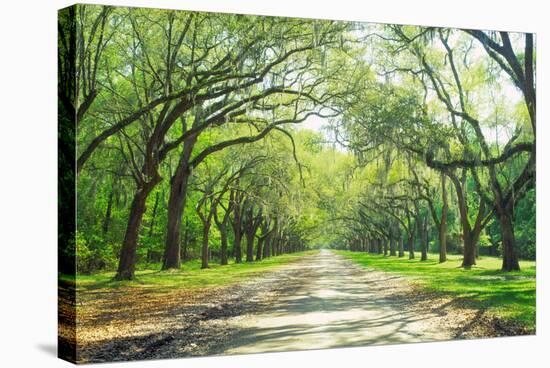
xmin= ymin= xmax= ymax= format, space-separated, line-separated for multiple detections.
xmin=298 ymin=115 xmax=330 ymax=132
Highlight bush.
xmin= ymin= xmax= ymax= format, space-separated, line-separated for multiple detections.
xmin=76 ymin=232 xmax=117 ymax=274
xmin=516 ymin=239 xmax=535 ymax=260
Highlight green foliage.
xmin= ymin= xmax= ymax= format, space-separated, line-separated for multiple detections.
xmin=68 ymin=5 xmax=534 ymax=281
xmin=340 ymin=251 xmax=536 ymax=329
xmin=76 ymin=231 xmax=118 ymax=274
xmin=513 ymin=189 xmax=536 ymax=259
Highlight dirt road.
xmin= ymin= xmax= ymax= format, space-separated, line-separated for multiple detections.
xmin=218 ymin=249 xmax=456 ymax=354
xmin=76 ymin=249 xmax=490 ymax=363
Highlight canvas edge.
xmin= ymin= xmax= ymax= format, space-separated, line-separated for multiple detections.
xmin=58 ymin=3 xmax=78 ymax=364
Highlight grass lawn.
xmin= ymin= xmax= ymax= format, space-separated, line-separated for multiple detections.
xmin=61 ymin=250 xmax=317 ymax=293
xmin=337 ymin=251 xmax=536 ymax=330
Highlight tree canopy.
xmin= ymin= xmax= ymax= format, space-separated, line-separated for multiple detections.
xmin=60 ymin=5 xmax=535 ymax=280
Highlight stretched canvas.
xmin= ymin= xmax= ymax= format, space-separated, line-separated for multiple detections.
xmin=58 ymin=3 xmax=536 ymax=364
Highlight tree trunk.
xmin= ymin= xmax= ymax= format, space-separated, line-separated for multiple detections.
xmin=438 ymin=223 xmax=447 ymax=263
xmin=498 ymin=206 xmax=520 ymax=271
xmin=231 ymin=191 xmax=243 ymax=264
xmin=182 ymin=220 xmax=189 ymax=261
xmin=449 ymin=171 xmax=482 ymax=269
xmin=398 ymin=235 xmax=404 ymax=257
xmin=115 ymin=180 xmax=158 ymax=280
xmin=408 ymin=233 xmax=415 ymax=259
xmin=234 ymin=230 xmax=243 ymax=263
xmin=219 ymin=224 xmax=228 ymax=265
xmin=270 ymin=238 xmax=276 ymax=257
xmin=383 ymin=239 xmax=389 ymax=256
xmin=439 ymin=174 xmax=448 ymax=263
xmin=245 ymin=209 xmax=262 ymax=262
xmin=421 ymin=216 xmax=428 ymax=261
xmin=462 ymin=217 xmax=483 ymax=268
xmin=264 ymin=234 xmax=271 ymax=258
xmin=463 ymin=231 xmax=477 ymax=268
xmin=148 ymin=191 xmax=159 ymax=238
xmin=102 ymin=189 xmax=114 ymax=235
xmin=201 ymin=221 xmax=211 ymax=269
xmin=162 ymin=137 xmax=196 ymax=270
xmin=272 ymin=236 xmax=278 ymax=256
xmin=245 ymin=227 xmax=255 ymax=262
xmin=162 ymin=165 xmax=191 ymax=270
xmin=389 ymin=237 xmax=396 ymax=256
xmin=256 ymin=237 xmax=264 ymax=261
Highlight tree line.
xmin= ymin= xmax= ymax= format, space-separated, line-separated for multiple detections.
xmin=59 ymin=5 xmax=535 ymax=280
xmin=330 ymin=26 xmax=535 ymax=271
xmin=59 ymin=5 xmax=357 ymax=279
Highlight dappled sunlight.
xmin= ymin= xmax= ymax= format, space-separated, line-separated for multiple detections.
xmin=339 ymin=251 xmax=535 ymax=328
xmin=222 ymin=251 xmax=456 ymax=355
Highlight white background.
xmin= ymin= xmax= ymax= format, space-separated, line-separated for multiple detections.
xmin=0 ymin=0 xmax=547 ymax=367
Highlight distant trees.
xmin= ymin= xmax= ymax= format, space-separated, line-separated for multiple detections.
xmin=414 ymin=172 xmax=448 ymax=263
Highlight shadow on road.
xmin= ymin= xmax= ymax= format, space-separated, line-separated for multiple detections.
xmin=219 ymin=250 xmax=455 ymax=354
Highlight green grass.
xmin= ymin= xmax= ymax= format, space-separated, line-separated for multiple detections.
xmin=62 ymin=250 xmax=318 ymax=293
xmin=337 ymin=251 xmax=536 ymax=330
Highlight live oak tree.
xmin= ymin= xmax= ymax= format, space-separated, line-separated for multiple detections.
xmin=385 ymin=26 xmax=535 ymax=271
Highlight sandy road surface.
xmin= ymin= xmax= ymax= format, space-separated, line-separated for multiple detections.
xmin=220 ymin=249 xmax=456 ymax=354
xmin=76 ymin=250 xmax=487 ymax=362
